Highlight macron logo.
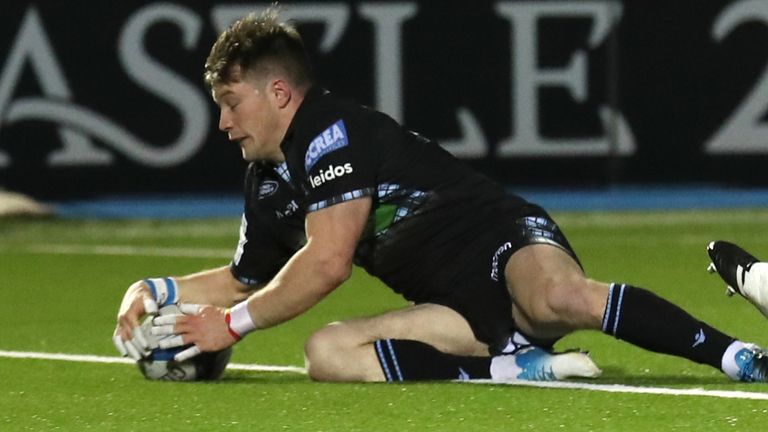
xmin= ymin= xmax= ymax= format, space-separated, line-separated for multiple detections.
xmin=692 ymin=329 xmax=706 ymax=348
xmin=305 ymin=120 xmax=349 ymax=172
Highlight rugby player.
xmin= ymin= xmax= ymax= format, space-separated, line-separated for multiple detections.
xmin=114 ymin=7 xmax=768 ymax=382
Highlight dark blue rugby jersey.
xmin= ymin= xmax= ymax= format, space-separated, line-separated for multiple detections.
xmin=229 ymin=161 xmax=306 ymax=286
xmin=273 ymin=86 xmax=535 ymax=302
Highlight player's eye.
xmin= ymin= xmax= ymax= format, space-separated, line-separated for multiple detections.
xmin=223 ymin=98 xmax=240 ymax=111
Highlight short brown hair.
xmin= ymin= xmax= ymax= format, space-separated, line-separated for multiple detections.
xmin=204 ymin=5 xmax=314 ymax=90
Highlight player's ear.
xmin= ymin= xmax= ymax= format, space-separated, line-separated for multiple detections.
xmin=270 ymin=79 xmax=292 ymax=109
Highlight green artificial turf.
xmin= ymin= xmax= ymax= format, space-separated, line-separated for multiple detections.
xmin=2 ymin=210 xmax=768 ymax=430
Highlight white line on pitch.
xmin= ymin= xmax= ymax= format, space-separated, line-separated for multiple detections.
xmin=20 ymin=244 xmax=233 ymax=259
xmin=464 ymin=379 xmax=768 ymax=400
xmin=0 ymin=349 xmax=305 ymax=374
xmin=3 ymin=349 xmax=768 ymax=400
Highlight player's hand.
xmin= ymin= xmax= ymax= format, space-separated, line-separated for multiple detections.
xmin=151 ymin=304 xmax=239 ymax=362
xmin=113 ymin=278 xmax=181 ymax=359
xmin=113 ymin=280 xmax=159 ymax=360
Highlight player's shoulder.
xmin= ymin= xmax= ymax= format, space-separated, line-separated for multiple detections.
xmin=292 ymin=88 xmax=364 ymax=138
xmin=282 ymin=88 xmax=368 ymax=172
xmin=300 ymin=90 xmax=403 ymax=144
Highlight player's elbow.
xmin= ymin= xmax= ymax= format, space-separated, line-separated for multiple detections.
xmin=317 ymin=256 xmax=353 ymax=287
xmin=305 ymin=243 xmax=354 ymax=287
xmin=229 ymin=281 xmax=262 ymax=305
xmin=222 ymin=271 xmax=261 ymax=306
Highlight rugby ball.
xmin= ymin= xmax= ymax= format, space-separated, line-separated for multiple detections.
xmin=138 ymin=345 xmax=232 ymax=381
xmin=135 ymin=304 xmax=232 ymax=381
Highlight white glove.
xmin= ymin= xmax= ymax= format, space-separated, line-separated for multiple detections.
xmin=113 ymin=277 xmax=180 ymax=360
xmin=142 ymin=277 xmax=180 ymax=314
xmin=150 ymin=304 xmax=204 ymax=362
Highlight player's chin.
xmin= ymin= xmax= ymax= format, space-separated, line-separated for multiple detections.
xmin=239 ymin=144 xmax=261 ymax=162
xmin=240 ymin=148 xmax=257 ymax=162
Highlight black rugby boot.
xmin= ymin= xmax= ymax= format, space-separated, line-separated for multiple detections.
xmin=706 ymin=241 xmax=758 ymax=297
xmin=707 ymin=241 xmax=768 ymax=318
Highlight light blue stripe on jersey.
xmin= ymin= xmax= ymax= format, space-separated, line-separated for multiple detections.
xmin=307 ymin=188 xmax=373 ymax=213
xmin=275 ymin=162 xmax=291 ymax=183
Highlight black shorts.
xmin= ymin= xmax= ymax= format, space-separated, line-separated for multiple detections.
xmin=426 ymin=207 xmax=580 ymax=355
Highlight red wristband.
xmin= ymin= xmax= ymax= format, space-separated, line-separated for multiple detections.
xmin=224 ymin=310 xmax=242 ymax=341
xmin=225 ymin=301 xmax=257 ymax=341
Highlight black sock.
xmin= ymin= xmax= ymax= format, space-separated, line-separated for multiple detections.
xmin=601 ymin=283 xmax=734 ymax=370
xmin=374 ymin=339 xmax=491 ymax=381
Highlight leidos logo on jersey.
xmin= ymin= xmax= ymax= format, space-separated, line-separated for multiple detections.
xmin=309 ymin=163 xmax=354 ymax=188
xmin=305 ymin=120 xmax=349 ymax=172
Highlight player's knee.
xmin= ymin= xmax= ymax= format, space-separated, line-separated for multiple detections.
xmin=304 ymin=324 xmax=340 ymax=381
xmin=304 ymin=322 xmax=360 ymax=382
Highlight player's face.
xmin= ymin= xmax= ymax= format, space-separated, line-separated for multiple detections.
xmin=214 ymin=79 xmax=284 ymax=162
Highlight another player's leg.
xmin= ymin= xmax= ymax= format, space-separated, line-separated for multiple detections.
xmin=504 ymin=243 xmax=768 ymax=382
xmin=302 ymin=303 xmax=599 ymax=382
xmin=707 ymin=240 xmax=768 ymax=318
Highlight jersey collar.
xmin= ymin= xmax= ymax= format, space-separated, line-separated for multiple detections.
xmin=280 ymin=85 xmax=330 ymax=156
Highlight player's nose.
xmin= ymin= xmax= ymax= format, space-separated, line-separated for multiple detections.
xmin=218 ymin=110 xmax=233 ymax=132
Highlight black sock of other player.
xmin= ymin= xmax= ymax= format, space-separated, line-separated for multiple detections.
xmin=601 ymin=283 xmax=734 ymax=370
xmin=373 ymin=339 xmax=491 ymax=381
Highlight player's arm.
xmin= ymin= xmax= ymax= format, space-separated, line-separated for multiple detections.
xmin=157 ymin=197 xmax=371 ymax=355
xmin=175 ymin=266 xmax=258 ymax=306
xmin=247 ymin=196 xmax=370 ymax=327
